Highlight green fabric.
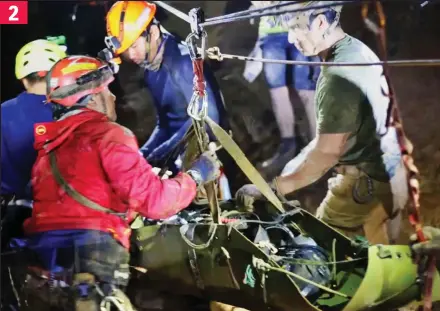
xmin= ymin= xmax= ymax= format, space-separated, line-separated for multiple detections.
xmin=258 ymin=16 xmax=289 ymax=37
xmin=315 ymin=35 xmax=389 ymax=181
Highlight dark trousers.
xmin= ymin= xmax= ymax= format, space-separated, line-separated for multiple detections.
xmin=27 ymin=229 xmax=130 ymax=287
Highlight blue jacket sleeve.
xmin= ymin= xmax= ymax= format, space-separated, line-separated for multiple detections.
xmin=147 ymin=58 xmax=223 ymax=162
xmin=139 ymin=116 xmax=168 ymax=158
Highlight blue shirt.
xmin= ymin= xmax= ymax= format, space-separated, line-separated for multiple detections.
xmin=140 ymin=34 xmax=228 ymax=168
xmin=1 ymin=92 xmax=53 ymax=199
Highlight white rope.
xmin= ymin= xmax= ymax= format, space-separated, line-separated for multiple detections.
xmin=205 ymin=47 xmax=440 ymax=67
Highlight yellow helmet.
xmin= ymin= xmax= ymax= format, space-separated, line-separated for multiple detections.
xmin=15 ymin=39 xmax=67 ymax=80
xmin=105 ymin=1 xmax=157 ymax=56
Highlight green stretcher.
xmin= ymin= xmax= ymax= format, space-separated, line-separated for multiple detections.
xmin=130 ymin=200 xmax=440 ymax=311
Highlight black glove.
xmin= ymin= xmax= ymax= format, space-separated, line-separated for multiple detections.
xmin=235 ymin=184 xmax=264 ymax=209
xmin=187 ymin=151 xmax=220 ymax=186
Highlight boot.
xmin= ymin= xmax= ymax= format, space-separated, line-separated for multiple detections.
xmin=72 ymin=273 xmax=99 ymax=311
xmin=258 ymin=137 xmax=299 ymax=180
xmin=100 ymin=288 xmax=137 ymax=311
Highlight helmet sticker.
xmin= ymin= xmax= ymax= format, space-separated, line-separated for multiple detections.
xmin=135 ymin=7 xmax=152 ymax=30
xmin=61 ymin=63 xmax=98 ymax=75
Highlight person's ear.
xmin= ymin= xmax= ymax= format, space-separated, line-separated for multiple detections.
xmin=22 ymin=78 xmax=30 ymax=91
xmin=85 ymin=94 xmax=99 ymax=110
xmin=317 ymin=14 xmax=328 ymax=31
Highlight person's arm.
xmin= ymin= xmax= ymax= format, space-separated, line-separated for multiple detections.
xmin=274 ymin=133 xmax=350 ymax=195
xmin=147 ymin=58 xmax=222 ymax=161
xmin=146 ymin=118 xmax=190 ymax=161
xmin=140 ymin=115 xmax=168 ymax=158
xmin=274 ymin=74 xmax=363 ymax=196
xmin=100 ymin=125 xmax=197 ymax=219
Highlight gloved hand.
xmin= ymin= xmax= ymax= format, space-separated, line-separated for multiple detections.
xmin=410 ymin=226 xmax=440 ymax=257
xmin=187 ymin=151 xmax=220 ymax=186
xmin=235 ymin=184 xmax=264 ymax=209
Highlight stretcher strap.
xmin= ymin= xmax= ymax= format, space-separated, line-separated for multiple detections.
xmin=204 ymin=116 xmax=285 ymax=214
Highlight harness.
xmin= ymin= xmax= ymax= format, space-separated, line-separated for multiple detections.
xmin=48 ymin=150 xmax=127 ymax=219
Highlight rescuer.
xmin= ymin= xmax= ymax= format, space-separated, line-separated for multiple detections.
xmin=236 ymin=1 xmax=408 ymax=245
xmin=22 ymin=55 xmax=221 ymax=310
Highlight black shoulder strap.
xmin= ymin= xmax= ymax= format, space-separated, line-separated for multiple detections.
xmin=48 ymin=151 xmax=126 ymax=218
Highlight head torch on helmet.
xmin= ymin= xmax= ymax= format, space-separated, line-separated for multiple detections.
xmin=46 ymin=56 xmax=116 ymax=107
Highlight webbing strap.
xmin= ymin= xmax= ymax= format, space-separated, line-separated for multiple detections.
xmin=48 ymin=151 xmax=125 ymax=218
xmin=204 ymin=116 xmax=285 ymax=214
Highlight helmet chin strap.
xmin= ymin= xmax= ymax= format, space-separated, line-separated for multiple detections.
xmin=141 ymin=35 xmax=167 ymax=71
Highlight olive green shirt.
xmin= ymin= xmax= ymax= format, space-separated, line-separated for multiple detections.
xmin=315 ymin=35 xmax=396 ymax=181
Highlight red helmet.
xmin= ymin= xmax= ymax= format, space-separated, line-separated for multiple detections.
xmin=46 ymin=55 xmax=115 ymax=107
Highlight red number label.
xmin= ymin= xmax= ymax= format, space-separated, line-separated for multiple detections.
xmin=0 ymin=1 xmax=28 ymax=24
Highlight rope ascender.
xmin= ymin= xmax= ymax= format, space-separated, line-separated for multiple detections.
xmin=362 ymin=2 xmax=436 ymax=310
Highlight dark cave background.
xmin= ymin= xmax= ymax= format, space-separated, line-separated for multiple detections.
xmin=1 ymin=1 xmax=440 ymax=242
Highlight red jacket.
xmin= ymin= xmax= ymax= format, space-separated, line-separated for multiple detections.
xmin=24 ymin=109 xmax=197 ymax=249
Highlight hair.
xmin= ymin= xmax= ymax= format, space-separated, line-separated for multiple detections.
xmin=23 ymin=72 xmax=45 ymax=86
xmin=309 ymin=9 xmax=340 ymax=28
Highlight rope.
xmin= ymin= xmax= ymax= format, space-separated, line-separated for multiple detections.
xmin=200 ymin=1 xmax=358 ymax=27
xmin=152 ymin=1 xmax=191 ymax=24
xmin=153 ymin=2 xmax=440 ymax=67
xmin=204 ymin=46 xmax=440 ymax=67
xmin=252 ymin=256 xmax=349 ymax=299
xmin=204 ymin=1 xmax=302 ymax=23
xmin=180 ymin=223 xmax=218 ymax=250
xmin=274 ymin=255 xmax=366 ymax=266
xmin=362 ymin=2 xmax=435 ymax=310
